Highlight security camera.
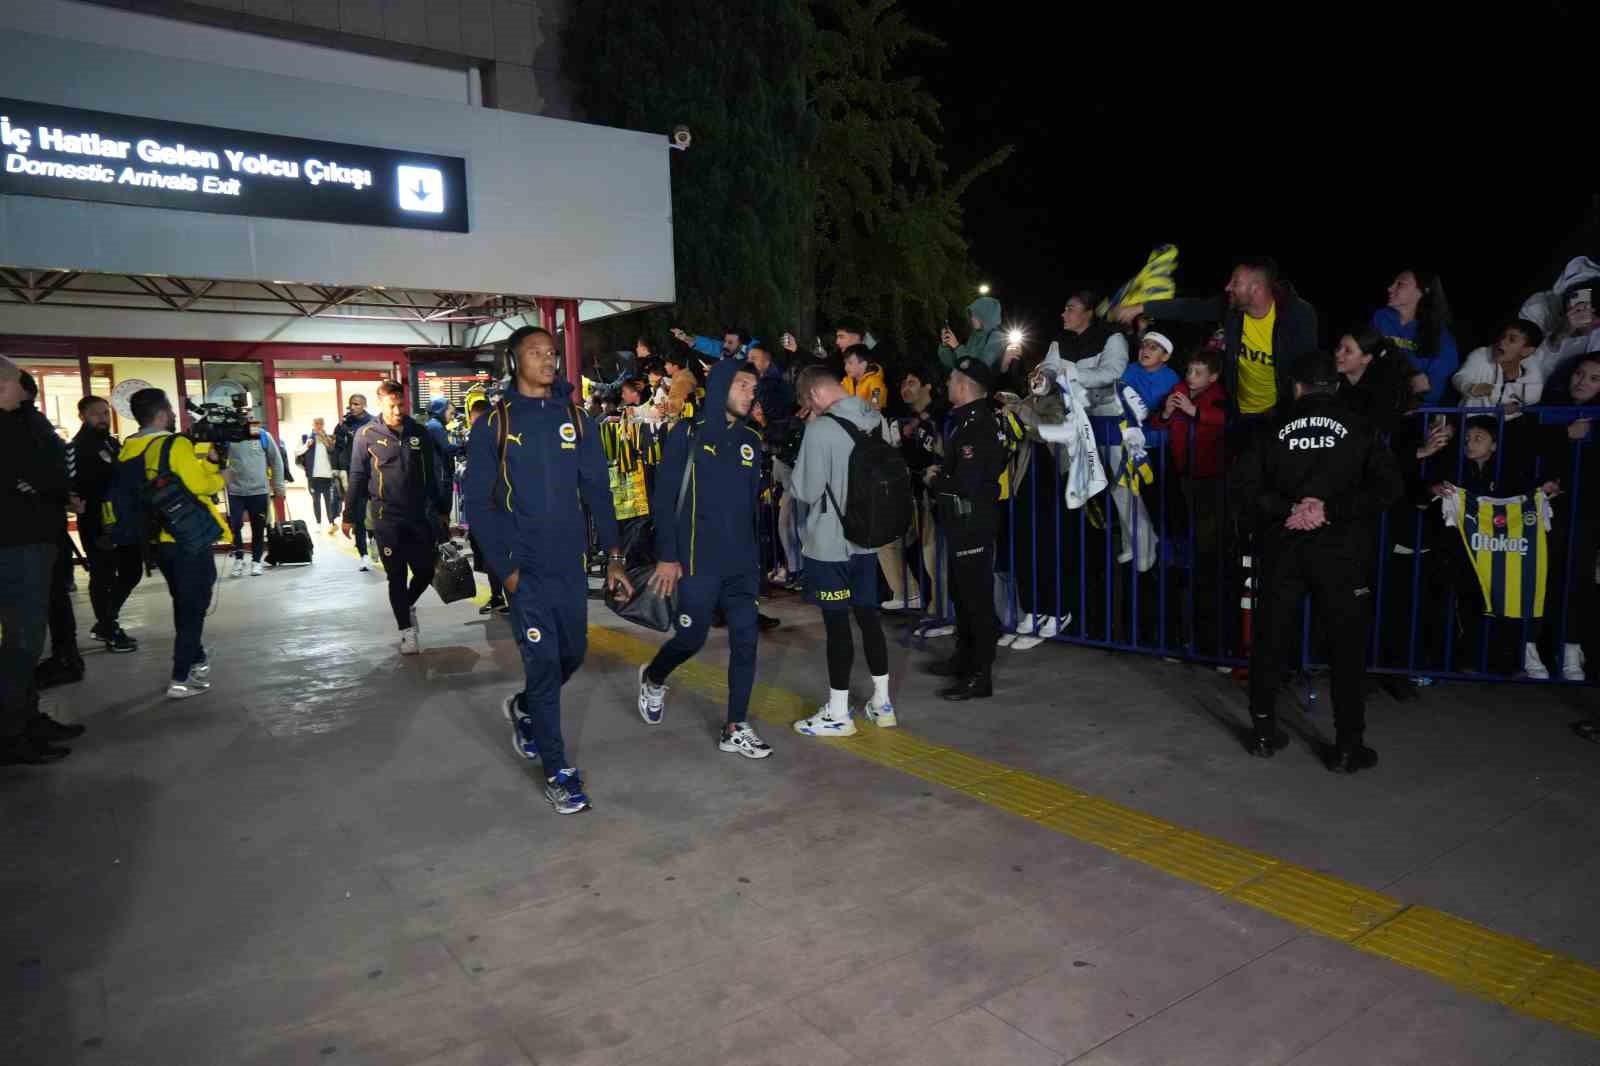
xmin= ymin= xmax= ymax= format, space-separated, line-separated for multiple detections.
xmin=670 ymin=125 xmax=692 ymax=151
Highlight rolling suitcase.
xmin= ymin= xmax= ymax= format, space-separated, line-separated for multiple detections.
xmin=266 ymin=519 xmax=314 ymax=566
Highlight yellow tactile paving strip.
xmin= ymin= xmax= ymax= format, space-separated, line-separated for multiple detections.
xmin=586 ymin=624 xmax=1600 ymax=1038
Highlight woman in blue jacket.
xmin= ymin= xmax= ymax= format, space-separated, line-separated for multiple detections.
xmin=1372 ymin=267 xmax=1458 ymax=406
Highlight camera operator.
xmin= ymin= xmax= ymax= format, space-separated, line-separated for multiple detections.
xmin=122 ymin=388 xmax=232 ymax=700
xmin=343 ymin=379 xmax=451 ymax=656
xmin=1 ymin=356 xmax=81 ymax=764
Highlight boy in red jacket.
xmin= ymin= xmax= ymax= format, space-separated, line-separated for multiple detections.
xmin=1152 ymin=349 xmax=1230 ymax=654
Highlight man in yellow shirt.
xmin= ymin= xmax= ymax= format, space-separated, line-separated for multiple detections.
xmin=116 ymin=388 xmax=231 ymax=700
xmin=1117 ymin=256 xmax=1318 ymax=428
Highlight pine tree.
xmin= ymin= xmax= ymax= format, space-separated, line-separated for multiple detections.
xmin=566 ymin=0 xmax=813 ymax=341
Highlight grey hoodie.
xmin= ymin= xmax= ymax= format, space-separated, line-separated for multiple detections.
xmin=223 ymin=433 xmax=285 ymax=498
xmin=791 ymin=395 xmax=885 ymax=562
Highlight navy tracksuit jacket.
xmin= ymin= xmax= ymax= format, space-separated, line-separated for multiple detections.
xmin=645 ymin=360 xmax=765 ymax=724
xmin=463 ymin=380 xmax=619 ymax=770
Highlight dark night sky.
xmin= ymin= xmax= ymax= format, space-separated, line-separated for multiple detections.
xmin=917 ymin=0 xmax=1597 ymax=353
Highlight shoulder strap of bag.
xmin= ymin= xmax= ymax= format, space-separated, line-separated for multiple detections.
xmin=157 ymin=434 xmax=179 ymax=478
xmin=819 ymin=413 xmax=864 ymax=516
xmin=674 ymin=422 xmax=698 ymax=518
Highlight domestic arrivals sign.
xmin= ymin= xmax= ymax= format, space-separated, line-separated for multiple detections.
xmin=0 ymin=97 xmax=468 ymax=232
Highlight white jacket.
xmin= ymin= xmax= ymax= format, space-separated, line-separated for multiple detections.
xmin=1044 ymin=333 xmax=1128 ymax=416
xmin=1519 ymin=256 xmax=1599 ymax=335
xmin=1452 ymin=346 xmax=1545 ymax=409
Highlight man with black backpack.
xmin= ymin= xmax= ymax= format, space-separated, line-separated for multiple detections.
xmin=343 ymin=379 xmax=450 ymax=657
xmin=115 ymin=387 xmax=232 ymax=700
xmin=789 ymin=364 xmax=911 ymax=737
xmin=634 ymin=359 xmax=772 ymax=759
xmin=924 ymin=357 xmax=1007 ymax=701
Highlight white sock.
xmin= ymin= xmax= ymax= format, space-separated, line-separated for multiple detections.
xmin=827 ymin=688 xmax=850 ymax=717
xmin=871 ymin=674 xmax=890 ymax=706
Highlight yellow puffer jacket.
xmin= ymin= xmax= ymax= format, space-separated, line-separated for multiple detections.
xmin=843 ymin=363 xmax=889 ymax=410
xmin=108 ymin=431 xmax=232 ymax=545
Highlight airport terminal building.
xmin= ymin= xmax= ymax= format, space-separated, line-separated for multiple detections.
xmin=0 ymin=0 xmax=674 ymax=454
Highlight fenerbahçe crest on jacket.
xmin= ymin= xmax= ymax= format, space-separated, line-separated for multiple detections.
xmin=1441 ymin=490 xmax=1551 ymax=619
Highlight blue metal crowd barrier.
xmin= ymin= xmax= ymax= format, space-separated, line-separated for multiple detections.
xmin=759 ymin=404 xmax=1599 ymax=685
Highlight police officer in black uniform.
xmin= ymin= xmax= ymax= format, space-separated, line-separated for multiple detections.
xmin=1231 ymin=351 xmax=1403 ymax=772
xmin=925 ymin=355 xmax=1007 ymax=701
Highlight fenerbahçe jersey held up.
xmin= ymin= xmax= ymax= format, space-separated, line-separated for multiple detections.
xmin=1441 ymin=490 xmax=1552 ymax=619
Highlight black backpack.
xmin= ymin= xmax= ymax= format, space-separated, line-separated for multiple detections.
xmin=107 ymin=436 xmax=223 ymax=557
xmin=822 ymin=413 xmax=913 ymax=548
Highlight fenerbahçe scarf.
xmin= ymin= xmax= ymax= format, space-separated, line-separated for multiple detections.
xmin=1440 ymin=490 xmax=1552 ymax=619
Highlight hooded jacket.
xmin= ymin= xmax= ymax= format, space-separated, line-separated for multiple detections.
xmin=333 ymin=409 xmax=372 ymax=471
xmin=652 ymin=360 xmax=764 ymax=577
xmin=791 ymin=395 xmax=887 ymax=561
xmin=939 ymin=296 xmax=1008 ymax=371
xmin=425 ymin=398 xmax=461 ymax=462
xmin=222 ymin=432 xmax=285 ymax=498
xmin=1143 ymin=282 xmax=1318 ymax=418
xmin=0 ymin=402 xmax=69 ymax=548
xmin=462 ymin=379 xmax=620 ymax=582
xmin=842 ymin=361 xmax=889 ymax=410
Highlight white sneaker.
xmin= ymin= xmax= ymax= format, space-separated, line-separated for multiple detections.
xmin=1012 ymin=616 xmax=1059 ymax=652
xmin=638 ymin=663 xmax=667 ymax=725
xmin=189 ymin=656 xmax=211 ymax=682
xmin=230 ymin=557 xmax=245 ymax=578
xmin=250 ymin=561 xmax=264 ymax=577
xmin=864 ymin=698 xmax=897 ymax=729
xmin=719 ymin=722 xmax=773 ymax=759
xmin=359 ymin=556 xmax=371 ymax=572
xmin=922 ymin=624 xmax=955 ymax=638
xmin=399 ymin=627 xmax=420 ymax=655
xmin=1562 ymin=644 xmax=1586 ymax=682
xmin=1013 ymin=613 xmax=1036 ymax=637
xmin=1524 ymin=643 xmax=1549 ymax=680
xmin=882 ymin=598 xmax=908 ymax=611
xmin=997 ymin=633 xmax=1017 ymax=647
xmin=794 ymin=705 xmax=857 ymax=737
xmin=166 ymin=681 xmax=209 ymax=700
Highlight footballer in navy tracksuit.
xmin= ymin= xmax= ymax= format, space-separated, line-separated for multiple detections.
xmin=463 ymin=326 xmax=630 ymax=814
xmin=636 ymin=360 xmax=773 ymax=759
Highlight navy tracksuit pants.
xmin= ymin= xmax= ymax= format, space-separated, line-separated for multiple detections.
xmin=507 ymin=570 xmax=590 ymax=770
xmin=645 ymin=571 xmax=760 ymax=725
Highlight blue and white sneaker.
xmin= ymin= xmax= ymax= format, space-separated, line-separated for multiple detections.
xmin=793 ymin=706 xmax=857 ymax=738
xmin=638 ymin=664 xmax=667 ymax=725
xmin=719 ymin=722 xmax=773 ymax=759
xmin=864 ymin=698 xmax=897 ymax=729
xmin=502 ymin=693 xmax=539 ymax=761
xmin=544 ymin=768 xmax=591 ymax=814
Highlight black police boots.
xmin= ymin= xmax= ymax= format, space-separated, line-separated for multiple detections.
xmin=940 ymin=670 xmax=993 ymax=702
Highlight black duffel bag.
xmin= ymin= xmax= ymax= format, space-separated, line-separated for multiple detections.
xmin=433 ymin=539 xmax=477 ymax=604
xmin=603 ymin=440 xmax=695 ymax=632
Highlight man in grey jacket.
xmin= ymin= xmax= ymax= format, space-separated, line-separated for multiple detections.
xmin=224 ymin=416 xmax=286 ymax=577
xmin=789 ymin=365 xmax=897 ymax=738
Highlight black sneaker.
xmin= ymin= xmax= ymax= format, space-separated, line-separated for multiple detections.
xmin=104 ymin=628 xmax=137 ymax=654
xmin=0 ymin=736 xmax=69 ymax=765
xmin=757 ymin=613 xmax=781 ymax=632
xmin=35 ymin=655 xmax=85 ymax=690
xmin=1245 ymin=730 xmax=1290 ymax=759
xmin=27 ymin=714 xmax=86 ymax=743
xmin=1326 ymin=745 xmax=1379 ymax=774
xmin=479 ymin=598 xmax=505 ymax=616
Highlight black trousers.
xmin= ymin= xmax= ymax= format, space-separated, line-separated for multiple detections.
xmin=375 ymin=521 xmax=437 ymax=630
xmin=79 ymin=515 xmax=143 ymax=630
xmin=949 ymin=540 xmax=998 ymax=674
xmin=48 ymin=529 xmax=77 ymax=656
xmin=1249 ymin=537 xmax=1371 ymax=750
